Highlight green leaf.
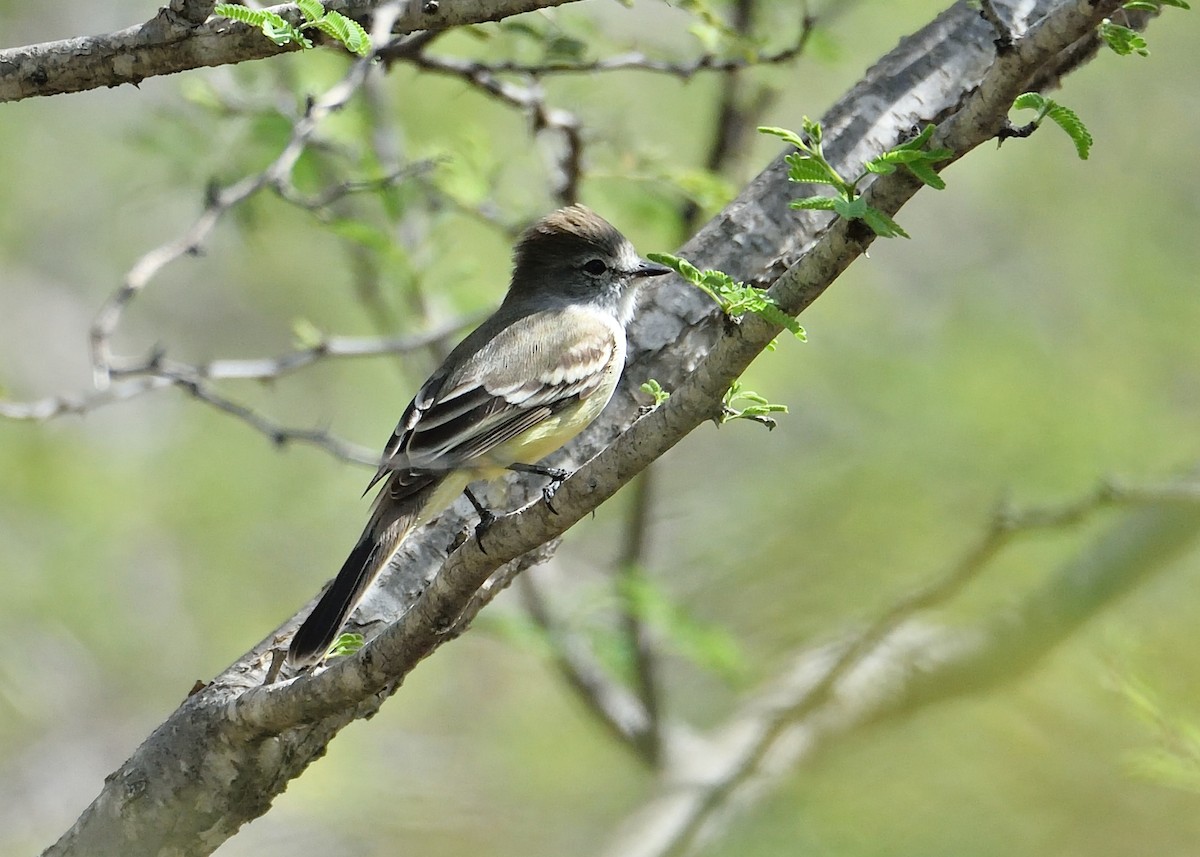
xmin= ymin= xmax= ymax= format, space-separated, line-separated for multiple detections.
xmin=861 ymin=206 xmax=910 ymax=238
xmin=645 ymin=252 xmax=701 ymax=285
xmin=1099 ymin=19 xmax=1150 ymax=56
xmin=261 ymin=19 xmax=302 ymax=47
xmin=1121 ymin=0 xmax=1159 ymax=9
xmin=1012 ymin=91 xmax=1048 ymax=113
xmin=647 ymin=254 xmax=804 ymax=340
xmin=789 ymin=196 xmax=837 ymax=211
xmin=904 ymin=158 xmax=946 ymax=189
xmin=296 ymin=0 xmax=325 ymax=21
xmin=1046 ymin=104 xmax=1093 ymax=160
xmin=639 ymin=379 xmax=671 ymax=406
xmin=801 ymin=116 xmax=823 ymax=144
xmin=893 ymin=123 xmax=937 ymax=151
xmin=721 ymin=381 xmax=790 ymax=429
xmin=1158 ymin=0 xmax=1190 ymax=8
xmin=291 ymin=317 xmax=325 ymax=349
xmin=833 ymin=195 xmax=867 ymax=221
xmin=311 ymin=11 xmax=372 ymax=56
xmin=752 ymin=300 xmax=806 ymax=340
xmin=1012 ymin=93 xmax=1093 ymax=160
xmin=758 ymin=125 xmax=809 ymax=151
xmin=326 ymin=632 xmax=365 ymax=658
xmin=785 ymin=152 xmax=839 ymax=186
xmin=213 ymin=3 xmax=267 ymax=26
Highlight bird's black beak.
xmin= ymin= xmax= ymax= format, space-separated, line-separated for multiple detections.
xmin=632 ymin=259 xmax=673 ymax=278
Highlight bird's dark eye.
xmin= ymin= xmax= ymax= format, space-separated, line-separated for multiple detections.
xmin=583 ymin=258 xmax=608 ymax=276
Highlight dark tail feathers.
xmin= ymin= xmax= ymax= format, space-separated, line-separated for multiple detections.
xmin=288 ymin=536 xmax=379 ymax=667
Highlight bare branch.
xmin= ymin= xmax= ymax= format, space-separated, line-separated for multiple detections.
xmin=88 ymin=5 xmax=408 ymax=390
xmin=0 ymin=0 xmax=584 ymax=103
xmin=599 ymin=470 xmax=1200 ymax=857
xmin=614 ymin=472 xmax=666 ymax=764
xmin=517 ymin=570 xmax=661 ymax=756
xmin=168 ymin=373 xmax=379 ymax=464
xmin=406 ymin=50 xmax=586 ymax=204
xmin=0 ymin=376 xmax=172 ymax=420
xmin=392 ymin=39 xmax=814 ymax=81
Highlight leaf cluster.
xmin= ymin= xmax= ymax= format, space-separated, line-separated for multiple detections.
xmin=639 ymin=379 xmax=671 ymax=408
xmin=213 ymin=1 xmax=371 ymax=56
xmin=720 ymin=380 xmax=788 ymax=430
xmin=1101 ymin=0 xmax=1190 ymax=56
xmin=759 ymin=120 xmax=952 ymax=239
xmin=644 ymin=252 xmax=806 ymax=342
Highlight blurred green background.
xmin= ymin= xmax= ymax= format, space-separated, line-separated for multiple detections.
xmin=1 ymin=1 xmax=1199 ymax=855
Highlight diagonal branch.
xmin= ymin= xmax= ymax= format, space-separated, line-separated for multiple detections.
xmin=600 ymin=474 xmax=1200 ymax=857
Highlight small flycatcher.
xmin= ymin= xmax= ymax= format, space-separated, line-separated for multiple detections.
xmin=288 ymin=205 xmax=670 ymax=666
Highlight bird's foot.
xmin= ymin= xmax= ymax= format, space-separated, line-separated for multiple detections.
xmin=462 ymin=486 xmax=497 ymax=554
xmin=508 ymin=462 xmax=570 ymax=515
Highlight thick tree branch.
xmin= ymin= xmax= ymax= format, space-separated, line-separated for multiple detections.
xmin=0 ymin=0 xmax=582 ymax=103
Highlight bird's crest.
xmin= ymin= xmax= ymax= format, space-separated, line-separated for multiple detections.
xmin=513 ymin=205 xmax=627 ymax=273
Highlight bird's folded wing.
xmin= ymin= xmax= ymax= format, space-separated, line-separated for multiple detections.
xmin=367 ymin=308 xmax=619 ymax=497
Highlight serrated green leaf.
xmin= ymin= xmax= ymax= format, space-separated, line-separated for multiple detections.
xmin=645 ymin=252 xmax=701 ymax=285
xmin=1012 ymin=91 xmax=1048 ymax=113
xmin=789 ymin=196 xmax=837 ymax=211
xmin=874 ymin=148 xmax=928 ymax=164
xmin=865 ymin=158 xmax=898 ymax=175
xmin=893 ymin=123 xmax=937 ymax=151
xmin=1100 ymin=19 xmax=1150 ymax=56
xmin=1046 ymin=104 xmax=1093 ymax=159
xmin=312 ymin=11 xmax=372 ymax=55
xmin=861 ymin=206 xmax=910 ymax=238
xmin=296 ymin=0 xmax=324 ymax=21
xmin=213 ymin=3 xmax=267 ymax=26
xmin=833 ymin=195 xmax=868 ymax=220
xmin=904 ymin=158 xmax=946 ymax=189
xmin=785 ymin=152 xmax=838 ymax=185
xmin=261 ymin=21 xmax=296 ymax=46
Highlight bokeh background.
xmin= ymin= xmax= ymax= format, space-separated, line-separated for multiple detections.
xmin=2 ymin=1 xmax=1199 ymax=855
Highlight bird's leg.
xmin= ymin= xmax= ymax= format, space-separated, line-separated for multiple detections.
xmin=462 ymin=486 xmax=496 ymax=554
xmin=507 ymin=462 xmax=570 ymax=514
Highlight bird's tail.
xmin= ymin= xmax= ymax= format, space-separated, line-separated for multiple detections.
xmin=287 ymin=511 xmax=417 ymax=667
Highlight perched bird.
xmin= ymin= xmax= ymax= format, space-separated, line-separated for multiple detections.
xmin=288 ymin=205 xmax=670 ymax=666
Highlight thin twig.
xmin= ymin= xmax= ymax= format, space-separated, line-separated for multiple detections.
xmin=615 ymin=471 xmax=664 ymax=764
xmin=89 ymin=5 xmax=406 ymax=389
xmin=518 ymin=570 xmax=658 ymax=756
